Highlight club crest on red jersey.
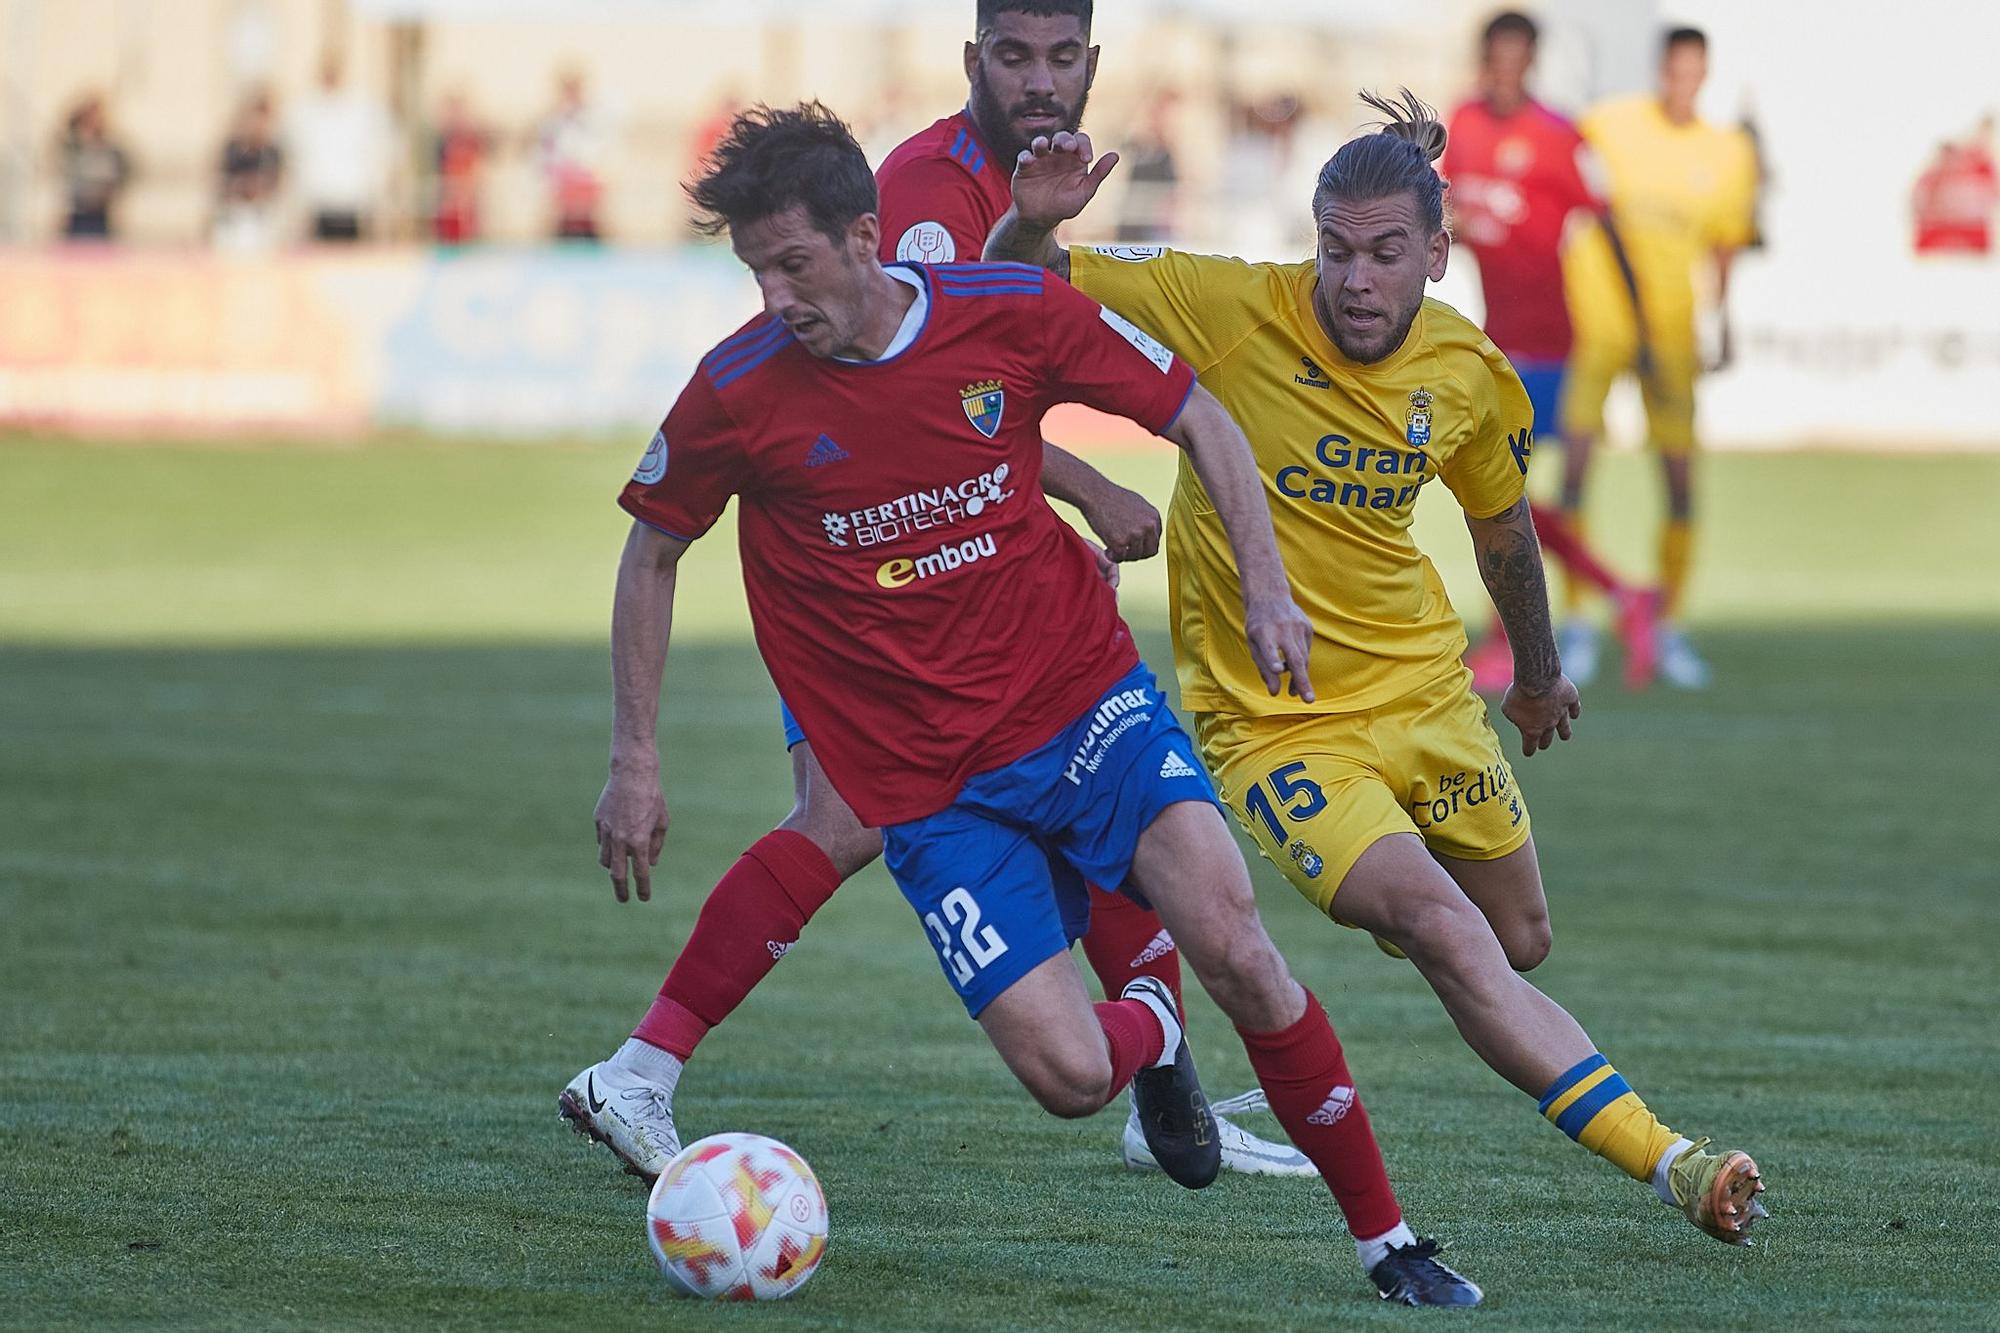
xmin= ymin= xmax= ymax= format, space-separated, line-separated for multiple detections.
xmin=960 ymin=380 xmax=1005 ymax=438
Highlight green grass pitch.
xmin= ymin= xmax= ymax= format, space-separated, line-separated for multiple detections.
xmin=3 ymin=437 xmax=1998 ymax=1329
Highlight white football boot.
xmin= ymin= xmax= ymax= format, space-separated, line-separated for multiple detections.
xmin=1655 ymin=625 xmax=1714 ymax=690
xmin=1122 ymin=1087 xmax=1319 ymax=1179
xmin=1557 ymin=618 xmax=1600 ymax=688
xmin=558 ymin=1061 xmax=681 ymax=1181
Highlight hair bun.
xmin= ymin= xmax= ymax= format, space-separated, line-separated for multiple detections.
xmin=1360 ymin=87 xmax=1447 ymax=164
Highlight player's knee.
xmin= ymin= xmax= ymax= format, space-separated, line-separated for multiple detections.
xmin=778 ymin=804 xmax=881 ymax=879
xmin=1501 ymin=915 xmax=1553 ymax=972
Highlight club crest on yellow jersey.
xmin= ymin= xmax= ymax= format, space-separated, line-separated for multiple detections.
xmin=961 ymin=379 xmax=1005 ymax=438
xmin=1406 ymin=388 xmax=1434 ymax=448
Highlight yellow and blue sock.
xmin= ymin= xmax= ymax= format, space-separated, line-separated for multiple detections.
xmin=1538 ymin=1053 xmax=1684 ymax=1187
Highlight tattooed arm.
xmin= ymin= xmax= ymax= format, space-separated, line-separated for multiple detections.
xmin=1466 ymin=498 xmax=1581 ymax=757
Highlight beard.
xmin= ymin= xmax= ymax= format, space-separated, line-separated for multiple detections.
xmin=1315 ymin=282 xmax=1423 ymax=365
xmin=968 ymin=63 xmax=1089 ymax=163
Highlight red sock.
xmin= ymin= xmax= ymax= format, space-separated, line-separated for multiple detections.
xmin=1531 ymin=502 xmax=1624 ymax=596
xmin=1093 ymin=997 xmax=1166 ymax=1104
xmin=1079 ymin=884 xmax=1186 ymax=1018
xmin=1237 ymin=990 xmax=1403 ymax=1239
xmin=632 ymin=830 xmax=843 ymax=1060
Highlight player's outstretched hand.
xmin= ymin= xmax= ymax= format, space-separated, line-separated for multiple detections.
xmin=1080 ymin=481 xmax=1162 ymax=562
xmin=595 ymin=771 xmax=668 ymax=903
xmin=1245 ymin=594 xmax=1316 ymax=703
xmin=1502 ymin=674 xmax=1581 ymax=757
xmin=1010 ymin=130 xmax=1119 ymax=231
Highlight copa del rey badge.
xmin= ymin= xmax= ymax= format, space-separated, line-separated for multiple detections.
xmin=1406 ymin=387 xmax=1434 ymax=448
xmin=961 ymin=379 xmax=1005 ymax=438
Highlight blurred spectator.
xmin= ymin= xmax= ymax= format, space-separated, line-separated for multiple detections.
xmin=214 ymin=89 xmax=283 ymax=252
xmin=289 ymin=56 xmax=389 ymax=242
xmin=54 ymin=93 xmax=131 ymax=240
xmin=1219 ymin=92 xmax=1301 ymax=254
xmin=432 ymin=92 xmax=492 ymax=244
xmin=1115 ymin=90 xmax=1181 ymax=242
xmin=536 ymin=68 xmax=606 ymax=242
xmin=1912 ymin=116 xmax=1997 ymax=256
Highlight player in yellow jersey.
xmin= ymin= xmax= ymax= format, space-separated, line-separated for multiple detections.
xmin=1559 ymin=26 xmax=1759 ymax=688
xmin=987 ymin=90 xmax=1769 ymax=1247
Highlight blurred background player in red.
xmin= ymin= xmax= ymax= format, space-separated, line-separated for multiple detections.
xmin=431 ymin=92 xmax=491 ymax=245
xmin=562 ymin=0 xmax=1312 ymax=1185
xmin=1445 ymin=11 xmax=1658 ymax=692
xmin=1912 ymin=115 xmax=1997 ymax=256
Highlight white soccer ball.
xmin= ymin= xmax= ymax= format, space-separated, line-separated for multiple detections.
xmin=645 ymin=1132 xmax=829 ymax=1301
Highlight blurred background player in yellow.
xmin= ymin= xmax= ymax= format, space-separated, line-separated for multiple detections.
xmin=1445 ymin=10 xmax=1660 ymax=695
xmin=1559 ymin=25 xmax=1759 ymax=688
xmin=989 ymin=91 xmax=1770 ymax=1249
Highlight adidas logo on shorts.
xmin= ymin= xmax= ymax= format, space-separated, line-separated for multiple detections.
xmin=1307 ymin=1085 xmax=1355 ymax=1126
xmin=1159 ymin=750 xmax=1199 ymax=780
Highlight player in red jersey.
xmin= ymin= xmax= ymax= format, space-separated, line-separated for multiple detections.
xmin=1445 ymin=11 xmax=1659 ymax=692
xmin=562 ymin=0 xmax=1310 ymax=1184
xmin=588 ymin=102 xmax=1482 ymax=1306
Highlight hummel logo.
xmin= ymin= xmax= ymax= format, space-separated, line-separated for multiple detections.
xmin=1307 ymin=1084 xmax=1355 ymax=1126
xmin=1159 ymin=750 xmax=1199 ymax=779
xmin=1128 ymin=929 xmax=1177 ymax=968
xmin=804 ymin=433 xmax=851 ymax=468
xmin=586 ymin=1073 xmax=608 ymax=1115
xmin=1295 ymin=356 xmax=1331 ymax=389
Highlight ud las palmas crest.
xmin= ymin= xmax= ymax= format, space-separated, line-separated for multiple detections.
xmin=961 ymin=379 xmax=1005 ymax=438
xmin=1406 ymin=387 xmax=1434 ymax=448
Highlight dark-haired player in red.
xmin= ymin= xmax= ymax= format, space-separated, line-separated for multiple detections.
xmin=580 ymin=100 xmax=1480 ymax=1306
xmin=562 ymin=0 xmax=1310 ymax=1183
xmin=1446 ymin=10 xmax=1659 ymax=693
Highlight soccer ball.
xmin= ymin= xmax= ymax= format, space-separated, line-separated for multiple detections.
xmin=645 ymin=1132 xmax=828 ymax=1300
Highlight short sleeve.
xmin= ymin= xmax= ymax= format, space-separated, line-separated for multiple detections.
xmin=876 ymin=155 xmax=989 ymax=263
xmin=1703 ymin=131 xmax=1759 ymax=252
xmin=617 ymin=371 xmax=749 ymax=541
xmin=1037 ymin=271 xmax=1197 ymax=435
xmin=1068 ymin=246 xmax=1261 ymax=373
xmin=1440 ymin=343 xmax=1534 ymax=520
xmin=1563 ymin=136 xmax=1610 ymax=215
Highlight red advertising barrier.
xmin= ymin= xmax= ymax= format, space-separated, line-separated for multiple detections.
xmin=0 ymin=248 xmax=401 ymax=435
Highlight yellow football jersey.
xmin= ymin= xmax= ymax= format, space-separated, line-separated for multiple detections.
xmin=1070 ymin=247 xmax=1534 ymax=716
xmin=1564 ymin=95 xmax=1757 ymax=347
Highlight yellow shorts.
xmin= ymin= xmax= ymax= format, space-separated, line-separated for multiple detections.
xmin=1193 ymin=670 xmax=1531 ymax=920
xmin=1561 ymin=337 xmax=1699 ymax=455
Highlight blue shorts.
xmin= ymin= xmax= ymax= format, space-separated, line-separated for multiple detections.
xmin=1513 ymin=360 xmax=1565 ymax=441
xmin=778 ymin=696 xmax=807 ymax=749
xmin=880 ymin=663 xmax=1219 ymax=1016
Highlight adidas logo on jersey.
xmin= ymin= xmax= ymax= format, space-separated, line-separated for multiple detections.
xmin=804 ymin=434 xmax=851 ymax=468
xmin=1159 ymin=750 xmax=1199 ymax=779
xmin=1128 ymin=929 xmax=1177 ymax=968
xmin=1307 ymin=1085 xmax=1356 ymax=1126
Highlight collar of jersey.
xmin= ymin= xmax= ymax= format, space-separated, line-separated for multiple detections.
xmin=831 ymin=264 xmax=933 ymax=367
xmin=1294 ymin=265 xmax=1426 ymax=378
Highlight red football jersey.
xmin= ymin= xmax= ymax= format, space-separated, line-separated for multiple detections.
xmin=1443 ymin=98 xmax=1603 ymax=362
xmin=875 ymin=111 xmax=1014 ymax=264
xmin=621 ymin=264 xmax=1196 ymax=827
